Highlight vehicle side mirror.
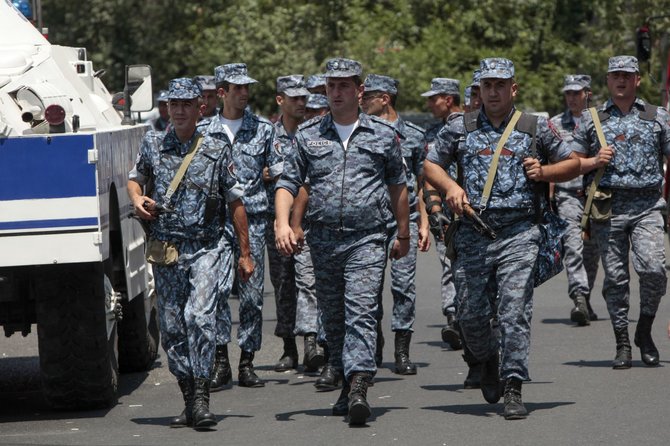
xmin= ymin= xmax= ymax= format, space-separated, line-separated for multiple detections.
xmin=127 ymin=65 xmax=153 ymax=112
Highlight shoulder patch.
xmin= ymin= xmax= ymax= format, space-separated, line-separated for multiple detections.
xmin=404 ymin=120 xmax=426 ymax=135
xmin=298 ymin=115 xmax=324 ymax=131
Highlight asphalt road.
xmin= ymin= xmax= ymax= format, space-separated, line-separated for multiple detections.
xmin=1 ymin=242 xmax=669 ymax=446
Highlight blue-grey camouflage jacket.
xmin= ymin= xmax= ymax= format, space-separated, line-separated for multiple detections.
xmin=550 ymin=110 xmax=585 ymax=190
xmin=206 ymin=109 xmax=281 ymax=215
xmin=393 ymin=117 xmax=426 ymax=220
xmin=277 ymin=112 xmax=407 ymax=231
xmin=426 ymin=107 xmax=573 ymax=210
xmin=129 ymin=128 xmax=244 ymax=242
xmin=572 ymin=98 xmax=670 ymax=190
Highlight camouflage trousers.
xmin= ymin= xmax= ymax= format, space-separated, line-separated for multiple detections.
xmin=453 ymin=210 xmax=539 ymax=381
xmin=555 ymin=188 xmax=600 ymax=300
xmin=154 ymin=237 xmax=227 ymax=380
xmin=216 ymin=215 xmax=266 ymax=352
xmin=293 ymin=234 xmax=320 ymax=336
xmin=433 ymin=233 xmax=457 ymax=316
xmin=265 ymin=216 xmax=297 ymax=338
xmin=308 ymin=225 xmax=386 ymax=380
xmin=591 ymin=189 xmax=667 ymax=330
xmin=377 ymin=220 xmax=418 ymax=332
xmin=214 ymin=234 xmax=235 ymax=346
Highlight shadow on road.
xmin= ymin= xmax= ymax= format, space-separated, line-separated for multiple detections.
xmin=423 ymin=401 xmax=574 ymax=417
xmin=0 ymin=355 xmax=158 ymax=422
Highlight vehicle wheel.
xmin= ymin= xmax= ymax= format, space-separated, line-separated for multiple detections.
xmin=118 ymin=290 xmax=159 ymax=373
xmin=35 ymin=262 xmax=119 ymax=410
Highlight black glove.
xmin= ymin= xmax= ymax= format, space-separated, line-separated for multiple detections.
xmin=429 ymin=212 xmax=450 ymax=240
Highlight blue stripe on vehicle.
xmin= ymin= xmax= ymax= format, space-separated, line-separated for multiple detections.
xmin=0 ymin=134 xmax=97 ymax=200
xmin=0 ymin=217 xmax=98 ymax=230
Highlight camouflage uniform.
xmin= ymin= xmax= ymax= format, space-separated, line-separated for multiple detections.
xmin=550 ymin=75 xmax=600 ymax=305
xmin=364 ymin=74 xmax=427 ymax=332
xmin=208 ymin=64 xmax=281 ymax=353
xmin=421 ymin=78 xmax=461 ymax=318
xmin=277 ymin=111 xmax=406 ymax=380
xmin=128 ymin=80 xmax=243 ymax=380
xmin=573 ymin=68 xmax=670 ymax=332
xmin=426 ymin=63 xmax=572 ymax=381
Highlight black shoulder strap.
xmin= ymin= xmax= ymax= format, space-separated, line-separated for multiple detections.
xmin=463 ymin=110 xmax=480 ymax=133
xmin=515 ymin=112 xmax=545 ymax=223
xmin=597 ymin=109 xmax=610 ymax=123
xmin=639 ymin=104 xmax=658 ymax=121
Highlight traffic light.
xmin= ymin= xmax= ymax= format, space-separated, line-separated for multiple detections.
xmin=637 ymin=25 xmax=652 ymax=62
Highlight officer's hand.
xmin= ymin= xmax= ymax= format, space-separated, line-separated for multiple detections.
xmin=290 ymin=225 xmax=305 ymax=254
xmin=275 ymin=221 xmax=297 ymax=256
xmin=390 ymin=238 xmax=410 ymax=260
xmin=133 ymin=196 xmax=157 ymax=220
xmin=428 ymin=212 xmax=450 ymax=241
xmin=418 ymin=224 xmax=431 ymax=252
xmin=445 ymin=187 xmax=468 ymax=216
xmin=238 ymin=255 xmax=255 ymax=282
xmin=523 ymin=157 xmax=544 ymax=181
xmin=594 ymin=145 xmax=614 ymax=168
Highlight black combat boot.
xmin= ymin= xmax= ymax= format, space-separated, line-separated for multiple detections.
xmin=210 ymin=344 xmax=232 ymax=392
xmin=612 ymin=327 xmax=632 ymax=369
xmin=332 ymin=378 xmax=350 ymax=416
xmin=570 ymin=295 xmax=590 ymax=326
xmin=192 ymin=378 xmax=217 ymax=429
xmin=238 ymin=350 xmax=265 ymax=387
xmin=441 ymin=313 xmax=463 ymax=350
xmin=315 ymin=346 xmax=341 ymax=390
xmin=393 ymin=330 xmax=417 ymax=375
xmin=462 ymin=343 xmax=482 ymax=389
xmin=585 ymin=294 xmax=598 ymax=321
xmin=348 ymin=373 xmax=372 ymax=425
xmin=375 ymin=327 xmax=384 ymax=367
xmin=303 ymin=333 xmax=325 ymax=372
xmin=274 ymin=337 xmax=299 ymax=372
xmin=480 ymin=351 xmax=501 ymax=403
xmin=503 ymin=378 xmax=528 ymax=420
xmin=634 ymin=314 xmax=660 ymax=366
xmin=170 ymin=378 xmax=194 ymax=428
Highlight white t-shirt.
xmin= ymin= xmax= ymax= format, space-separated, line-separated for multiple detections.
xmin=219 ymin=116 xmax=243 ymax=142
xmin=334 ymin=120 xmax=359 ymax=150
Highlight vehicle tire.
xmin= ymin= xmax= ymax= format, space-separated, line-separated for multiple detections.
xmin=35 ymin=262 xmax=119 ymax=410
xmin=118 ymin=291 xmax=159 ymax=373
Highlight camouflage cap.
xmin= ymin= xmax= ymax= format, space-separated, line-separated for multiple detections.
xmin=420 ymin=78 xmax=460 ymax=97
xmin=323 ymin=58 xmax=363 ymax=78
xmin=608 ymin=55 xmax=639 ymax=73
xmin=276 ymin=75 xmax=310 ymax=97
xmin=306 ymin=94 xmax=329 ymax=109
xmin=363 ymin=74 xmax=399 ymax=95
xmin=479 ymin=58 xmax=515 ymax=80
xmin=469 ymin=69 xmax=482 ymax=88
xmin=214 ymin=63 xmax=258 ymax=85
xmin=193 ymin=75 xmax=216 ymax=91
xmin=156 ymin=89 xmax=169 ymax=103
xmin=166 ymin=78 xmax=201 ymax=100
xmin=562 ymin=74 xmax=591 ymax=92
xmin=464 ymin=86 xmax=472 ymax=106
xmin=306 ymin=74 xmax=326 ymax=89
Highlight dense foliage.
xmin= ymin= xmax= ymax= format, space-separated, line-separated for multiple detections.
xmin=43 ymin=0 xmax=670 ymax=116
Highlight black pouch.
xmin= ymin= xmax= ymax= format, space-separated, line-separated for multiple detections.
xmin=204 ymin=195 xmax=218 ymax=223
xmin=443 ymin=220 xmax=461 ymax=261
